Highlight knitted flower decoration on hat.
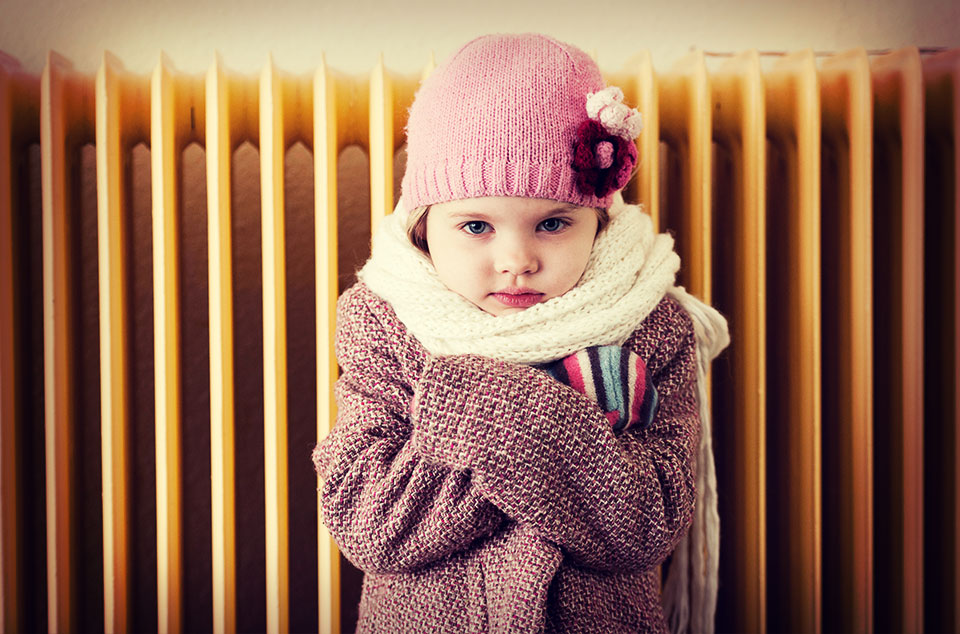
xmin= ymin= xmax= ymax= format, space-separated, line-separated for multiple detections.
xmin=400 ymin=33 xmax=643 ymax=212
xmin=572 ymin=87 xmax=643 ymax=198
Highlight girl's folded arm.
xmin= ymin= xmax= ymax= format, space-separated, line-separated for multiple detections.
xmin=409 ymin=305 xmax=699 ymax=575
xmin=313 ymin=289 xmax=504 ymax=575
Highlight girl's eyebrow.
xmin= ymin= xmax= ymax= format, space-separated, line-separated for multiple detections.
xmin=543 ymin=204 xmax=579 ymax=214
xmin=446 ymin=211 xmax=493 ymax=220
xmin=534 ymin=205 xmax=582 ymax=220
xmin=447 ymin=204 xmax=578 ymax=218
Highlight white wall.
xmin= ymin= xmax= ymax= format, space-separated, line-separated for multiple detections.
xmin=2 ymin=0 xmax=958 ymax=76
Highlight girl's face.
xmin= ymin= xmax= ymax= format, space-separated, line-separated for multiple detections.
xmin=425 ymin=196 xmax=599 ymax=317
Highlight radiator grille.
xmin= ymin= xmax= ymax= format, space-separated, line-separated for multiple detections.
xmin=0 ymin=46 xmax=957 ymax=634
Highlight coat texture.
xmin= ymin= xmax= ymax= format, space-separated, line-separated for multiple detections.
xmin=312 ymin=282 xmax=701 ymax=633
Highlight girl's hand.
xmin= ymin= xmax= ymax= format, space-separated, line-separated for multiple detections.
xmin=538 ymin=345 xmax=658 ymax=433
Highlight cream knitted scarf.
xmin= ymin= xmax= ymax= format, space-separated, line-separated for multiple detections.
xmin=359 ymin=193 xmax=730 ymax=634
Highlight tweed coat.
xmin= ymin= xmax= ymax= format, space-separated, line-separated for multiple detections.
xmin=312 ymin=281 xmax=701 ymax=633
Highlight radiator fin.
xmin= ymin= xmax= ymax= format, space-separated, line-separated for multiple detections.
xmin=820 ymin=47 xmax=874 ymax=634
xmin=871 ymin=46 xmax=926 ymax=634
xmin=660 ymin=50 xmax=712 ymax=301
xmin=711 ymin=48 xmax=767 ymax=634
xmin=206 ymin=52 xmax=237 ymax=634
xmin=313 ymin=55 xmax=341 ymax=634
xmin=0 ymin=51 xmax=22 ymax=634
xmin=369 ymin=56 xmax=392 ymax=233
xmin=920 ymin=47 xmax=960 ymax=634
xmin=259 ymin=57 xmax=290 ymax=634
xmin=41 ymin=51 xmax=86 ymax=634
xmin=95 ymin=50 xmax=131 ymax=634
xmin=764 ymin=49 xmax=823 ymax=634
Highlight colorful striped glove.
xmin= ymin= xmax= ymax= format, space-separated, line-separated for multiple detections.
xmin=538 ymin=345 xmax=659 ymax=433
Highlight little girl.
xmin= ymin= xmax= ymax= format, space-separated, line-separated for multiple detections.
xmin=313 ymin=33 xmax=730 ymax=633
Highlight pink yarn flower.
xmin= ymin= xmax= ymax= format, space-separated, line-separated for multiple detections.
xmin=571 ymin=119 xmax=638 ymax=198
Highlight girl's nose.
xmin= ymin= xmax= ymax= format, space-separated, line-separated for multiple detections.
xmin=495 ymin=237 xmax=539 ymax=275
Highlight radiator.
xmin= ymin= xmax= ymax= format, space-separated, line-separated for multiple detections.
xmin=0 ymin=45 xmax=957 ymax=634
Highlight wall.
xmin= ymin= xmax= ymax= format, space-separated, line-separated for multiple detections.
xmin=2 ymin=0 xmax=959 ymax=76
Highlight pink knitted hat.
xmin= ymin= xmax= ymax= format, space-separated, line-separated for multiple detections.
xmin=401 ymin=33 xmax=642 ymax=213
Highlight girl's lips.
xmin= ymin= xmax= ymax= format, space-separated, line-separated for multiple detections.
xmin=491 ymin=291 xmax=545 ymax=308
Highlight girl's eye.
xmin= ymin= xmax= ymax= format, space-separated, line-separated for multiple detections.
xmin=462 ymin=221 xmax=490 ymax=235
xmin=538 ymin=217 xmax=568 ymax=232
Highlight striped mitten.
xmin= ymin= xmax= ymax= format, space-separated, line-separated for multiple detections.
xmin=539 ymin=345 xmax=659 ymax=433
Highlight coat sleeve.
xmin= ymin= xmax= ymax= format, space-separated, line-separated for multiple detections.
xmin=313 ymin=287 xmax=505 ymax=574
xmin=409 ymin=298 xmax=700 ymax=574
